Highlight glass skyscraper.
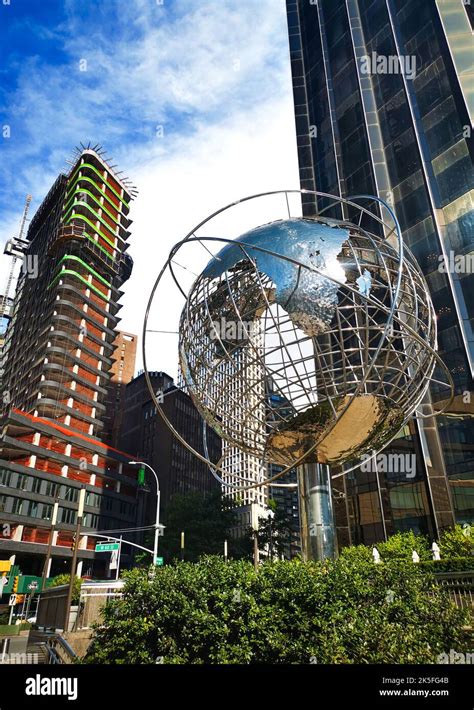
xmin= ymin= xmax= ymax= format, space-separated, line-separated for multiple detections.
xmin=286 ymin=0 xmax=474 ymax=545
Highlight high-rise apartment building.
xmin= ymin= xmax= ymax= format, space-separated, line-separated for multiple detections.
xmin=0 ymin=148 xmax=144 ymax=576
xmin=103 ymin=330 xmax=137 ymax=447
xmin=286 ymin=0 xmax=474 ymax=545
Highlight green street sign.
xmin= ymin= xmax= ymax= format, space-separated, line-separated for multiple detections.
xmin=155 ymin=557 xmax=164 ymax=566
xmin=95 ymin=543 xmax=120 ymax=552
xmin=18 ymin=576 xmax=43 ymax=594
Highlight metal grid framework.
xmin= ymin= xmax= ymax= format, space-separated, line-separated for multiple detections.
xmin=143 ymin=191 xmax=454 ymax=492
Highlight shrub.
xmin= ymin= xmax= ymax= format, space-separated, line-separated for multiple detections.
xmin=376 ymin=531 xmax=431 ymax=561
xmin=419 ymin=558 xmax=474 ymax=574
xmin=85 ymin=555 xmax=469 ymax=664
xmin=439 ymin=525 xmax=473 ymax=560
xmin=49 ymin=574 xmax=83 ymax=604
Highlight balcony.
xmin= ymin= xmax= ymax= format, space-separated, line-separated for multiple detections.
xmin=50 ymin=225 xmax=119 ymax=276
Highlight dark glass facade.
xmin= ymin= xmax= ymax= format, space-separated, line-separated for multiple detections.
xmin=286 ymin=0 xmax=474 ymax=545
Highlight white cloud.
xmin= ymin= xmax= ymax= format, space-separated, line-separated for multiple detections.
xmin=0 ymin=0 xmax=301 ymax=383
xmin=122 ymin=90 xmax=301 ymax=380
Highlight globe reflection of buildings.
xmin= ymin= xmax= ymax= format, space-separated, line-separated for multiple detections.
xmin=266 ymin=379 xmax=301 ymax=559
xmin=215 ymin=324 xmax=269 ymax=540
xmin=286 ymin=0 xmax=474 ymax=545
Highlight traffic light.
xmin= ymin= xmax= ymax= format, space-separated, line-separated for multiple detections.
xmin=13 ymin=576 xmax=19 ymax=593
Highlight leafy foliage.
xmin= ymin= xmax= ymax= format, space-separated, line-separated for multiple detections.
xmin=49 ymin=574 xmax=83 ymax=604
xmin=419 ymin=558 xmax=474 ymax=573
xmin=376 ymin=531 xmax=431 ymax=561
xmin=254 ymin=498 xmax=294 ymax=560
xmin=341 ymin=528 xmax=473 ymax=567
xmin=439 ymin=525 xmax=473 ymax=560
xmin=85 ymin=555 xmax=469 ymax=664
xmin=135 ymin=491 xmax=248 ymax=564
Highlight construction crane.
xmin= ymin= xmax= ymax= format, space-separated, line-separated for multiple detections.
xmin=0 ymin=194 xmax=32 ymax=323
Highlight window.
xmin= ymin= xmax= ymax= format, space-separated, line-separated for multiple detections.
xmin=32 ymin=477 xmax=42 ymax=494
xmin=11 ymin=498 xmax=23 ymax=515
xmin=44 ymin=481 xmax=59 ymax=498
xmin=0 ymin=470 xmax=11 ymax=488
xmin=16 ymin=474 xmax=29 ymax=492
xmin=42 ymin=504 xmax=53 ymax=521
xmin=61 ymin=486 xmax=78 ymax=503
xmin=60 ymin=508 xmax=76 ymax=525
xmin=119 ymin=501 xmax=133 ymax=516
xmin=26 ymin=500 xmax=39 ymax=518
xmin=84 ymin=513 xmax=99 ymax=528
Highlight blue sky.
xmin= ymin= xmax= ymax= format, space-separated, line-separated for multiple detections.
xmin=0 ymin=0 xmax=299 ymax=375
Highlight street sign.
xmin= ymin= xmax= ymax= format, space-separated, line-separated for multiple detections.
xmin=95 ymin=542 xmax=120 ymax=552
xmin=109 ymin=549 xmax=119 ymax=570
xmin=8 ymin=594 xmax=16 ymax=606
xmin=17 ymin=575 xmax=43 ymax=594
xmin=155 ymin=557 xmax=164 ymax=566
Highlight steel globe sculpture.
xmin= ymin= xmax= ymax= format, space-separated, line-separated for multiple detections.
xmin=143 ymin=191 xmax=453 ymax=561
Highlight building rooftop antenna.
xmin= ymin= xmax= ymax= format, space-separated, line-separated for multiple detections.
xmin=0 ymin=193 xmax=32 ymax=322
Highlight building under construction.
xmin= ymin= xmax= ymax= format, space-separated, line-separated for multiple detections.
xmin=0 ymin=147 xmax=145 ymax=577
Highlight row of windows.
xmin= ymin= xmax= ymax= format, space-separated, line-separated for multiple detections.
xmin=0 ymin=469 xmax=79 ymax=502
xmin=0 ymin=492 xmax=132 ymax=531
xmin=0 ymin=469 xmax=135 ymax=518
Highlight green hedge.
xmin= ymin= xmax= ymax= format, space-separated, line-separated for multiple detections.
xmin=420 ymin=558 xmax=474 ymax=574
xmin=85 ymin=555 xmax=470 ymax=664
xmin=0 ymin=625 xmax=20 ymax=636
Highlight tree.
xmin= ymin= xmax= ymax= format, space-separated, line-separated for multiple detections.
xmin=375 ymin=531 xmax=431 ymax=561
xmin=85 ymin=555 xmax=469 ymax=664
xmin=439 ymin=524 xmax=473 ymax=559
xmin=140 ymin=491 xmax=240 ymax=563
xmin=254 ymin=498 xmax=294 ymax=560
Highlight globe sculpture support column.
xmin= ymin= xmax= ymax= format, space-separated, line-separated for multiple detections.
xmin=143 ymin=190 xmax=454 ymax=565
xmin=298 ymin=462 xmax=337 ymax=561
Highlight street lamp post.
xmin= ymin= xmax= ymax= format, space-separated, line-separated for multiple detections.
xmin=41 ymin=499 xmax=59 ymax=591
xmin=64 ymin=488 xmax=86 ymax=632
xmin=268 ymin=509 xmax=275 ymax=562
xmin=129 ymin=461 xmax=161 ymax=565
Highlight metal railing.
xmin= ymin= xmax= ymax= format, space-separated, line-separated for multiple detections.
xmin=45 ymin=634 xmax=78 ymax=665
xmin=434 ymin=571 xmax=474 ymax=613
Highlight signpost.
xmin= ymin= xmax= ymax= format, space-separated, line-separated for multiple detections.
xmin=109 ymin=549 xmax=119 ymax=571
